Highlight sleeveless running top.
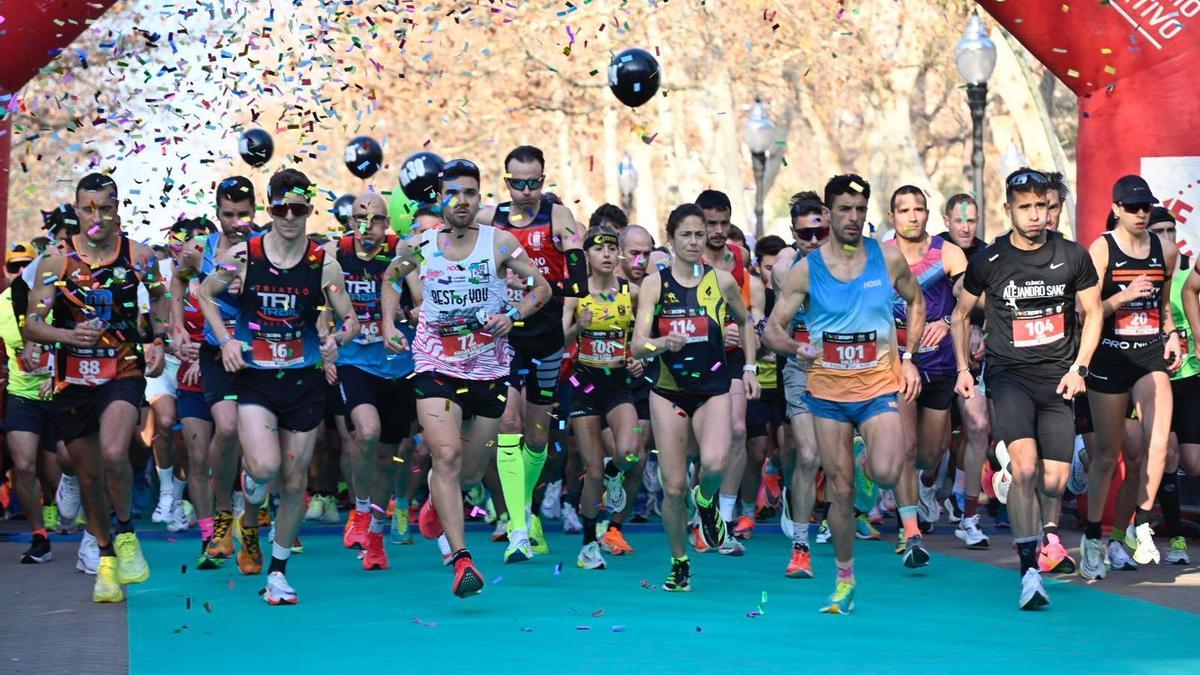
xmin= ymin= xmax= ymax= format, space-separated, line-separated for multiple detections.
xmin=1100 ymin=231 xmax=1167 ymax=349
xmin=178 ymin=285 xmax=206 ymax=393
xmin=576 ymin=279 xmax=633 ymax=368
xmin=1169 ymin=264 xmax=1199 ymax=380
xmin=652 ymin=265 xmax=730 ymax=394
xmin=492 ymin=196 xmax=566 ymax=338
xmin=788 ymin=252 xmax=811 ymax=368
xmin=412 ymin=226 xmax=512 ymax=380
xmin=200 ymin=230 xmax=264 ymax=347
xmin=51 ymin=236 xmax=146 ymax=390
xmin=234 ymin=237 xmax=325 ymax=370
xmin=887 ymin=236 xmax=957 ymax=375
xmin=757 ymin=286 xmax=779 ymax=389
xmin=335 ymin=235 xmax=414 ymax=378
xmin=806 ymin=238 xmax=900 ymax=401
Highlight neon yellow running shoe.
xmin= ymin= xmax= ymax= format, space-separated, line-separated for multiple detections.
xmin=93 ymin=557 xmax=124 ymax=603
xmin=529 ymin=513 xmax=549 ymax=556
xmin=114 ymin=532 xmax=150 ymax=585
xmin=818 ymin=581 xmax=855 ymax=614
xmin=43 ymin=505 xmax=60 ymax=533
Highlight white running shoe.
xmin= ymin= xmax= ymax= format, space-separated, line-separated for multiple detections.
xmin=491 ymin=517 xmax=509 ymax=542
xmin=991 ymin=442 xmax=1012 ymax=505
xmin=540 ymin=480 xmax=563 ymax=520
xmin=320 ymin=495 xmax=341 ymax=524
xmin=917 ymin=480 xmax=941 ymax=524
xmin=303 ymin=494 xmax=324 ymax=521
xmin=166 ymin=501 xmax=189 ymax=532
xmin=954 ymin=514 xmax=989 ymax=549
xmin=1164 ymin=537 xmax=1190 ymax=565
xmin=718 ymin=532 xmax=745 ymax=557
xmin=561 ymin=503 xmax=584 ymax=534
xmin=816 ymin=520 xmax=832 ymax=544
xmin=780 ymin=487 xmax=794 ymax=539
xmin=577 ymin=541 xmax=607 ymax=570
xmin=1067 ymin=436 xmax=1088 ymax=495
xmin=56 ymin=475 xmax=81 ymax=525
xmin=76 ymin=531 xmax=99 ymax=575
xmin=505 ymin=529 xmax=534 ymax=564
xmin=601 ymin=458 xmax=627 ymax=513
xmin=1080 ymin=535 xmax=1107 ymax=579
xmin=151 ymin=492 xmax=174 ymax=524
xmin=1106 ymin=539 xmax=1139 ymax=571
xmin=263 ymin=571 xmax=298 ymax=605
xmin=1018 ymin=568 xmax=1050 ymax=610
xmin=1129 ymin=523 xmax=1160 ymax=565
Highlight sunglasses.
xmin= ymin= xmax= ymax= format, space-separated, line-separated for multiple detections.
xmin=6 ymin=261 xmax=30 ymax=274
xmin=1006 ymin=170 xmax=1048 ymax=189
xmin=352 ymin=214 xmax=390 ymax=228
xmin=506 ymin=176 xmax=544 ymax=191
xmin=1119 ymin=202 xmax=1153 ymax=215
xmin=268 ymin=202 xmax=313 ymax=219
xmin=794 ymin=226 xmax=830 ymax=242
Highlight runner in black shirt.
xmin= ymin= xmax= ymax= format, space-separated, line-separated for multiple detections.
xmin=950 ymin=168 xmax=1102 ymax=611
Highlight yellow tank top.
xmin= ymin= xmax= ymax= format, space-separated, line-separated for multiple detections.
xmin=576 ymin=279 xmax=633 ymax=368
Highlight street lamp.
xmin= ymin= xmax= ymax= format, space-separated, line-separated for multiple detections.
xmin=744 ymin=99 xmax=775 ymax=240
xmin=956 ymin=14 xmax=997 ymax=231
xmin=617 ymin=153 xmax=638 ymax=216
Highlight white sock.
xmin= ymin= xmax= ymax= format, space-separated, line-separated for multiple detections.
xmin=369 ymin=514 xmax=388 ymax=534
xmin=953 ymin=468 xmax=966 ymax=494
xmin=156 ymin=467 xmax=174 ymax=496
xmin=62 ymin=474 xmax=79 ymax=488
xmin=271 ymin=541 xmax=292 ymax=561
xmin=355 ymin=497 xmax=370 ymax=514
xmin=792 ymin=520 xmax=810 ymax=548
xmin=718 ymin=494 xmax=737 ymax=523
xmin=172 ymin=476 xmax=187 ymax=502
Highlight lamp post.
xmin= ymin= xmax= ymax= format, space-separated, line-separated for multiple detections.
xmin=617 ymin=153 xmax=638 ymax=216
xmin=956 ymin=14 xmax=997 ymax=231
xmin=743 ymin=99 xmax=775 ymax=240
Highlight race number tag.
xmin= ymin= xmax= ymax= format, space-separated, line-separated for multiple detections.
xmin=439 ymin=329 xmax=494 ymax=360
xmin=1012 ymin=306 xmax=1065 ymax=348
xmin=793 ymin=325 xmax=810 ymax=345
xmin=1114 ymin=308 xmax=1160 ymax=337
xmin=579 ymin=329 xmax=627 ymax=364
xmin=821 ymin=331 xmax=878 ymax=370
xmin=250 ymin=338 xmax=305 ymax=368
xmin=658 ymin=311 xmax=709 ymax=344
xmin=354 ymin=320 xmax=383 ymax=345
xmin=63 ymin=349 xmax=117 ymax=386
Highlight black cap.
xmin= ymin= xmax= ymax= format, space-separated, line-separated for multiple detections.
xmin=1148 ymin=206 xmax=1175 ymax=226
xmin=1112 ymin=175 xmax=1159 ymax=205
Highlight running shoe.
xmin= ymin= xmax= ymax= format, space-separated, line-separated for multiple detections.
xmin=902 ymin=535 xmax=931 ymax=568
xmin=529 ymin=512 xmax=549 ymax=555
xmin=601 ymin=458 xmax=627 ymax=513
xmin=577 ymin=541 xmax=607 ymax=570
xmin=238 ymin=526 xmax=263 ymax=575
xmin=291 ymin=537 xmax=304 ymax=554
xmin=733 ymin=515 xmax=756 ymax=540
xmin=780 ymin=487 xmax=794 ymax=539
xmin=943 ymin=494 xmax=964 ymax=524
xmin=693 ymin=486 xmax=727 ymax=549
xmin=263 ymin=571 xmax=298 ymax=605
xmin=1019 ymin=568 xmax=1049 ymax=610
xmin=992 ymin=442 xmax=1012 ymax=504
xmin=491 ymin=515 xmax=510 ymax=542
xmin=600 ymin=526 xmax=634 ymax=555
xmin=816 ymin=520 xmax=832 ymax=544
xmin=1079 ymin=536 xmax=1107 ymax=579
xmin=152 ymin=491 xmax=174 ymax=524
xmin=504 ymin=529 xmax=533 ymax=564
xmin=418 ymin=499 xmax=444 ymax=539
xmin=1038 ymin=533 xmax=1076 ymax=574
xmin=718 ymin=530 xmax=745 ymax=556
xmin=561 ymin=503 xmax=583 ymax=534
xmin=196 ymin=551 xmax=224 ymax=571
xmin=464 ymin=483 xmax=487 ymax=509
xmin=785 ymin=544 xmax=813 ymax=579
xmin=258 ymin=505 xmax=271 ymax=529
xmin=343 ymin=510 xmax=371 ymax=550
xmin=1130 ymin=523 xmax=1161 ymax=565
xmin=663 ymin=558 xmax=691 ymax=592
xmin=391 ymin=504 xmax=413 ymax=545
xmin=917 ymin=482 xmax=941 ymax=524
xmin=93 ymin=557 xmax=124 ymax=603
xmin=1106 ymin=539 xmax=1139 ymax=571
xmin=452 ymin=553 xmax=484 ymax=598
xmin=362 ymin=532 xmax=389 ymax=571
xmin=321 ymin=495 xmax=341 ymax=524
xmin=954 ymin=514 xmax=989 ymax=549
xmin=77 ymin=531 xmax=99 ymax=575
xmin=760 ymin=460 xmax=783 ymax=511
xmin=20 ymin=533 xmax=52 ymax=564
xmin=55 ymin=475 xmax=81 ymax=525
xmin=540 ymin=480 xmax=563 ymax=520
xmin=207 ymin=511 xmax=235 ymax=559
xmin=43 ymin=505 xmax=60 ymax=534
xmin=818 ymin=581 xmax=855 ymax=615
xmin=855 ymin=514 xmax=881 ymax=540
xmin=114 ymin=532 xmax=150 ymax=585
xmin=241 ymin=472 xmax=268 ymax=506
xmin=1067 ymin=436 xmax=1088 ymax=495
xmin=1165 ymin=536 xmax=1190 ymax=565
xmin=167 ymin=501 xmax=189 ymax=533
xmin=878 ymin=489 xmax=897 ymax=513
xmin=689 ymin=525 xmax=710 ymax=553
xmin=895 ymin=529 xmax=906 ymax=555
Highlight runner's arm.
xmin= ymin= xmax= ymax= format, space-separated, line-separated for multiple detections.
xmin=497 ymin=231 xmax=552 ymax=323
xmin=1160 ymin=238 xmax=1180 ymax=334
xmin=562 ymin=296 xmax=582 ymax=343
xmin=1075 ymin=284 xmax=1103 ymax=369
xmin=322 ymin=255 xmax=359 ymax=346
xmin=1183 ymin=261 xmax=1200 ymax=354
xmin=950 ymin=287 xmax=981 ymax=373
xmin=631 ymin=272 xmax=664 ymax=359
xmin=168 ymin=271 xmax=191 ymax=353
xmin=554 ymin=204 xmax=588 ymax=298
xmin=22 ymin=251 xmax=74 ymax=346
xmin=196 ymin=243 xmax=246 ymax=346
xmin=885 ymin=245 xmax=925 ymax=355
xmin=764 ymin=259 xmax=810 ymax=358
xmin=718 ymin=269 xmax=758 ymax=373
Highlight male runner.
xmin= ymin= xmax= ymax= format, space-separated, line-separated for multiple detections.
xmin=951 ymin=168 xmax=1102 ymax=610
xmin=478 ymin=145 xmax=586 ymax=560
xmin=198 ymin=168 xmax=359 ymax=605
xmin=768 ymin=175 xmax=925 ymax=613
xmin=589 ymin=203 xmax=629 ymax=231
xmin=25 ymin=173 xmax=168 ymax=602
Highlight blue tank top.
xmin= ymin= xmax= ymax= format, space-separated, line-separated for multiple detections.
xmin=334 ymin=235 xmax=415 ymax=378
xmin=201 ymin=230 xmax=264 ymax=346
xmin=888 ymin=236 xmax=957 ymax=375
xmin=234 ymin=236 xmax=324 ymax=370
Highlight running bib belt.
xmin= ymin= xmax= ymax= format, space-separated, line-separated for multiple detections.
xmin=234 ymin=237 xmax=325 ymax=370
xmin=576 ymin=279 xmax=632 ymax=367
xmin=651 ymin=266 xmax=729 ymax=395
xmin=492 ymin=196 xmax=565 ymax=338
xmin=1100 ymin=231 xmax=1167 ymax=348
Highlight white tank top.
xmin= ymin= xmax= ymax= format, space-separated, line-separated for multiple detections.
xmin=412 ymin=225 xmax=512 ymax=379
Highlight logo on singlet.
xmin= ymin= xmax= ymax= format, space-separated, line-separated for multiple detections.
xmin=468 ymin=260 xmax=493 ymax=283
xmin=259 ymin=292 xmax=298 ymax=317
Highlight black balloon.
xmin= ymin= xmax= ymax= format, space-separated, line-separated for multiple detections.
xmin=238 ymin=128 xmax=273 ymax=167
xmin=345 ymin=136 xmax=384 ymax=179
xmin=608 ymin=48 xmax=660 ymax=108
xmin=333 ymin=193 xmax=356 ymax=227
xmin=398 ymin=151 xmax=444 ymax=204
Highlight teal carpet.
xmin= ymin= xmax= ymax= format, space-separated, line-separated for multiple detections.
xmin=128 ymin=528 xmax=1200 ymax=674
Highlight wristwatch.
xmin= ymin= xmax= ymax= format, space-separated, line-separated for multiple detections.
xmin=1070 ymin=363 xmax=1089 ymax=378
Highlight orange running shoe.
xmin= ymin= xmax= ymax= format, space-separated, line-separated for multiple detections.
xmin=734 ymin=515 xmax=757 ymax=540
xmin=785 ymin=545 xmax=814 ymax=578
xmin=258 ymin=505 xmax=271 ymax=529
xmin=600 ymin=526 xmax=634 ymax=555
xmin=343 ymin=511 xmax=370 ymax=550
xmin=206 ymin=511 xmax=235 ymax=559
xmin=238 ymin=525 xmax=263 ymax=575
xmin=418 ymin=499 xmax=444 ymax=540
xmin=1038 ymin=532 xmax=1077 ymax=574
xmin=362 ymin=532 xmax=389 ymax=571
xmin=690 ymin=525 xmax=710 ymax=553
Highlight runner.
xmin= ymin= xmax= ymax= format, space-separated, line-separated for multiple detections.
xmin=24 ymin=172 xmax=168 ymax=602
xmin=768 ymin=175 xmax=924 ymax=613
xmin=384 ymin=158 xmax=551 ymax=596
xmin=951 ymin=168 xmax=1102 ymax=610
xmin=886 ymin=185 xmax=970 ymax=561
xmin=589 ymin=203 xmax=629 ymax=231
xmin=197 ymin=168 xmax=359 ymax=605
xmin=146 ymin=246 xmax=186 ymax=532
xmin=478 ymin=145 xmax=587 ymax=560
xmin=563 ymin=225 xmax=642 ymax=569
xmin=631 ymin=202 xmax=760 ymax=592
xmin=1078 ymin=175 xmax=1181 ymax=577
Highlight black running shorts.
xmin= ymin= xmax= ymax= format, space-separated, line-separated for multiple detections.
xmin=509 ymin=332 xmax=565 ymax=406
xmin=338 ymin=365 xmax=414 ymax=444
xmin=235 ymin=367 xmax=325 ymax=433
xmin=984 ymin=368 xmax=1074 ymax=463
xmin=54 ymin=378 xmax=146 ymax=444
xmin=1087 ymin=343 xmax=1167 ymax=394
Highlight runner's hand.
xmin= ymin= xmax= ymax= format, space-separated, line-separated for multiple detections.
xmin=324 ymin=360 xmax=338 ymax=386
xmin=626 ymin=357 xmax=644 ymax=379
xmin=144 ymin=340 xmax=165 ymax=378
xmin=723 ymin=323 xmax=741 ymax=349
xmin=38 ymin=378 xmax=53 ymax=401
xmin=18 ymin=343 xmax=39 ymax=372
xmin=969 ymin=326 xmax=986 ymax=364
xmin=182 ymin=360 xmax=201 ymax=387
xmin=795 ymin=342 xmax=820 ymax=362
xmin=320 ymin=334 xmax=340 ymax=364
xmin=483 ymin=313 xmax=514 ymax=338
xmin=220 ymin=338 xmax=248 ymax=373
xmin=660 ymin=333 xmax=687 ymax=353
xmin=954 ymin=369 xmax=976 ymax=399
xmin=1165 ymin=331 xmax=1183 ymax=372
xmin=576 ymin=309 xmax=593 ymax=335
xmin=899 ymin=359 xmax=922 ymax=403
xmin=920 ymin=320 xmax=949 ymax=350
xmin=743 ymin=371 xmax=761 ymax=400
xmin=1121 ymin=275 xmax=1154 ymax=303
xmin=66 ymin=323 xmax=101 ymax=348
xmin=180 ymin=337 xmax=200 ymax=361
xmin=383 ymin=324 xmax=409 ymax=354
xmin=1056 ymin=371 xmax=1086 ymax=400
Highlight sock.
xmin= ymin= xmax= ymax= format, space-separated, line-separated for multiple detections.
xmin=269 ymin=541 xmax=291 ymax=574
xmin=1015 ymin=536 xmax=1040 ymax=575
xmin=791 ymin=520 xmax=809 ymax=549
xmin=497 ymin=434 xmax=528 ymax=531
xmin=919 ymin=469 xmax=937 ymax=489
xmin=672 ymin=554 xmax=689 ymax=565
xmin=694 ymin=489 xmax=713 ymax=510
xmin=369 ymin=514 xmax=388 ymax=534
xmin=835 ymin=559 xmax=855 ymax=584
xmin=1135 ymin=507 xmax=1153 ymax=527
xmin=172 ymin=476 xmax=187 ymax=502
xmin=563 ymin=490 xmax=580 ymax=509
xmin=718 ymin=494 xmax=737 ymax=523
xmin=450 ymin=548 xmax=472 ymax=564
xmin=521 ymin=442 xmax=548 ymax=510
xmin=610 ymin=520 xmax=622 ymax=532
xmin=395 ymin=495 xmax=408 ymax=510
xmin=603 ymin=458 xmax=621 ymax=478
xmin=583 ymin=516 xmax=597 ymax=544
xmin=99 ymin=542 xmax=116 ymax=557
xmin=953 ymin=468 xmax=965 ymax=493
xmin=1159 ymin=472 xmax=1182 ymax=537
xmin=899 ymin=505 xmax=921 ymax=539
xmin=1086 ymin=520 xmax=1103 ymax=540
xmin=1110 ymin=525 xmax=1127 ymax=544
xmin=964 ymin=495 xmax=979 ymax=518
xmin=156 ymin=467 xmax=174 ymax=496
xmin=115 ymin=518 xmax=134 ymax=535
xmin=32 ymin=528 xmax=48 ymax=538
xmin=199 ymin=517 xmax=214 ymax=542
xmin=1042 ymin=524 xmax=1059 ymax=544
xmin=741 ymin=501 xmax=757 ymax=519
xmin=355 ymin=497 xmax=370 ymax=514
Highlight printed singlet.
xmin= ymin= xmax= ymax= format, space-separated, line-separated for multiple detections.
xmin=335 ymin=235 xmax=415 ymax=379
xmin=576 ymin=279 xmax=633 ymax=368
xmin=651 ymin=265 xmax=729 ymax=395
xmin=887 ymin=236 xmax=957 ymax=375
xmin=233 ymin=237 xmax=325 ymax=370
xmin=492 ymin=196 xmax=566 ymax=338
xmin=1099 ymin=231 xmax=1167 ymax=350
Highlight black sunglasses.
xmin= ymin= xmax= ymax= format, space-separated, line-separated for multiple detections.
xmin=1119 ymin=202 xmax=1153 ymax=215
xmin=506 ymin=176 xmax=544 ymax=191
xmin=268 ymin=203 xmax=313 ymax=219
xmin=1006 ymin=170 xmax=1048 ymax=189
xmin=793 ymin=226 xmax=830 ymax=242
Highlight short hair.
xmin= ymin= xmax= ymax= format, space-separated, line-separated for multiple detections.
xmin=666 ymin=203 xmax=705 ymax=238
xmin=42 ymin=203 xmax=79 ymax=236
xmin=267 ymin=168 xmax=313 ymax=203
xmin=944 ymin=193 xmax=976 ymax=217
xmin=503 ymin=145 xmax=545 ymax=170
xmin=414 ymin=204 xmax=439 ymax=219
xmin=889 ymin=185 xmax=927 ymax=212
xmin=1004 ymin=167 xmax=1050 ymax=203
xmin=589 ymin=203 xmax=629 ymax=230
xmin=619 ymin=224 xmax=654 ymax=250
xmin=755 ymin=234 xmax=787 ymax=260
xmin=727 ymin=224 xmax=746 ymax=245
xmin=824 ymin=174 xmax=870 ymax=208
xmin=789 ymin=191 xmax=824 ymax=218
xmin=76 ymin=172 xmax=118 ymax=202
xmin=216 ymin=176 xmax=256 ymax=208
xmin=1044 ymin=171 xmax=1070 ymax=202
xmin=439 ymin=158 xmax=481 ymax=189
xmin=170 ymin=216 xmax=216 ymax=238
xmin=542 ymin=191 xmax=562 ymax=205
xmin=695 ymin=190 xmax=732 ymax=213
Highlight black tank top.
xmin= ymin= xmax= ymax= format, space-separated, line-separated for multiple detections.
xmin=1100 ymin=231 xmax=1168 ymax=349
xmin=651 ymin=265 xmax=729 ymax=394
xmin=492 ymin=197 xmax=565 ymax=339
xmin=234 ymin=237 xmax=325 ymax=369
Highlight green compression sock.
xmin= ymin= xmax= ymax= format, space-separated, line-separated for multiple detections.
xmin=497 ymin=434 xmax=527 ymax=531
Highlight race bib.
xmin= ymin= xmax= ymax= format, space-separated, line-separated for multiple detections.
xmin=63 ymin=349 xmax=118 ymax=386
xmin=793 ymin=326 xmax=810 ymax=344
xmin=821 ymin=331 xmax=879 ymax=370
xmin=1012 ymin=306 xmax=1065 ymax=348
xmin=579 ymin=329 xmax=627 ymax=364
xmin=439 ymin=329 xmax=494 ymax=360
xmin=658 ymin=312 xmax=709 ymax=344
xmin=1114 ymin=307 xmax=1159 ymax=337
xmin=250 ymin=338 xmax=305 ymax=368
xmin=354 ymin=319 xmax=383 ymax=345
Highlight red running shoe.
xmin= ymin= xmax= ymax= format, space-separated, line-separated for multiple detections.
xmin=362 ymin=532 xmax=389 ymax=571
xmin=452 ymin=553 xmax=484 ymax=598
